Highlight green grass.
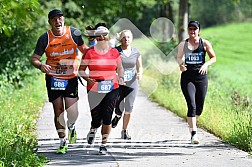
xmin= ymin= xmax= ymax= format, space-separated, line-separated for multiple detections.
xmin=137 ymin=21 xmax=252 ymax=153
xmin=0 ymin=74 xmax=47 ymax=166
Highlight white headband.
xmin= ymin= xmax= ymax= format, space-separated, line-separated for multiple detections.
xmin=95 ymin=26 xmax=109 ymax=34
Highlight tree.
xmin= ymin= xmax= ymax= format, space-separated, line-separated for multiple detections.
xmin=0 ymin=0 xmax=40 ymax=36
xmin=178 ymin=0 xmax=189 ymax=42
xmin=159 ymin=0 xmax=175 ymax=23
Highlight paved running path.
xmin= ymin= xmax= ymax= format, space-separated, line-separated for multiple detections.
xmin=36 ymin=82 xmax=252 ymax=167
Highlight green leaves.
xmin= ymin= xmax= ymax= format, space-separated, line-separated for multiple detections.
xmin=0 ymin=0 xmax=40 ymax=36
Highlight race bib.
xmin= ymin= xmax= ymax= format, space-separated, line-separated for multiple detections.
xmin=185 ymin=52 xmax=203 ymax=64
xmin=51 ymin=77 xmax=68 ymax=90
xmin=124 ymin=70 xmax=134 ymax=81
xmin=98 ymin=80 xmax=114 ymax=93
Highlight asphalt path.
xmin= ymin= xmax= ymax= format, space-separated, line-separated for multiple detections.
xmin=36 ymin=82 xmax=252 ymax=167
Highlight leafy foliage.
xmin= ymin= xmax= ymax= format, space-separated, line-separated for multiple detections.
xmin=0 ymin=0 xmax=40 ymax=36
xmin=190 ymin=0 xmax=252 ymax=27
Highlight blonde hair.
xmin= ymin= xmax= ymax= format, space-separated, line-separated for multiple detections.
xmin=118 ymin=29 xmax=133 ymax=41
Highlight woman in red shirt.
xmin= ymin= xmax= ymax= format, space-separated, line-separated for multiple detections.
xmin=79 ymin=23 xmax=124 ymax=155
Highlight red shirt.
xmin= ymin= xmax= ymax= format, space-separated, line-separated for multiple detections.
xmin=83 ymin=47 xmax=121 ymax=92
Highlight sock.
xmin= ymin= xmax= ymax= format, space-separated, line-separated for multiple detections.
xmin=60 ymin=138 xmax=66 ymax=146
xmin=191 ymin=131 xmax=197 ymax=137
xmin=68 ymin=123 xmax=75 ymax=131
xmin=102 ymin=134 xmax=109 ymax=143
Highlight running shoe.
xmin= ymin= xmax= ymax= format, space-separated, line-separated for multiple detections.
xmin=68 ymin=127 xmax=77 ymax=144
xmin=87 ymin=128 xmax=97 ymax=144
xmin=99 ymin=145 xmax=107 ymax=155
xmin=111 ymin=116 xmax=121 ymax=128
xmin=121 ymin=130 xmax=131 ymax=140
xmin=191 ymin=134 xmax=200 ymax=144
xmin=56 ymin=144 xmax=68 ymax=154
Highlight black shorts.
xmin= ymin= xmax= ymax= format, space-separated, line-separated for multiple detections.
xmin=46 ymin=75 xmax=78 ymax=102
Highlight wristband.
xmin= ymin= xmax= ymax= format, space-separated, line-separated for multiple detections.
xmin=39 ymin=63 xmax=42 ymax=69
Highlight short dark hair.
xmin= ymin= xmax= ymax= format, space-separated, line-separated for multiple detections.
xmin=95 ymin=23 xmax=107 ymax=29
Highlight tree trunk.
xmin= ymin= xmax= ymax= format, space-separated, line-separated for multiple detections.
xmin=160 ymin=1 xmax=174 ymax=23
xmin=178 ymin=0 xmax=189 ymax=42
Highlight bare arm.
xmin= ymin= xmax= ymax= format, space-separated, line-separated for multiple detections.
xmin=136 ymin=55 xmax=143 ymax=80
xmin=79 ymin=59 xmax=95 ymax=85
xmin=177 ymin=41 xmax=187 ymax=72
xmin=77 ymin=43 xmax=89 ymax=55
xmin=31 ymin=53 xmax=51 ymax=74
xmin=199 ymin=39 xmax=217 ymax=74
xmin=117 ymin=60 xmax=124 ymax=85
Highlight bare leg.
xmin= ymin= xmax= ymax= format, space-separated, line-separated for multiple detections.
xmin=122 ymin=112 xmax=131 ymax=130
xmin=52 ymin=96 xmax=66 ymax=138
xmin=187 ymin=116 xmax=197 ymax=131
xmin=101 ymin=124 xmax=111 ymax=144
xmin=65 ymin=97 xmax=79 ymax=127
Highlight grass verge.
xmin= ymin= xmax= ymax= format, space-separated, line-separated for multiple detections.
xmin=0 ymin=74 xmax=47 ymax=166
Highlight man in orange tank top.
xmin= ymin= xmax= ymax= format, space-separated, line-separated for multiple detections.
xmin=31 ymin=9 xmax=88 ymax=154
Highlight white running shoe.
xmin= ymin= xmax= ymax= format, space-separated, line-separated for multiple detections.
xmin=191 ymin=134 xmax=200 ymax=144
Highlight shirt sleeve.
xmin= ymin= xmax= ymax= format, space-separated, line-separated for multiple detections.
xmin=34 ymin=32 xmax=48 ymax=56
xmin=71 ymin=26 xmax=85 ymax=46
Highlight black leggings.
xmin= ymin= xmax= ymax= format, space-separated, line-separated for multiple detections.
xmin=87 ymin=88 xmax=119 ymax=128
xmin=180 ymin=72 xmax=208 ymax=117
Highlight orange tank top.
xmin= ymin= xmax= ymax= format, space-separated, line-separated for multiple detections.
xmin=45 ymin=26 xmax=81 ymax=79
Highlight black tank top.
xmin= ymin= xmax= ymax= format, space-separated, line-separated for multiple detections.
xmin=183 ymin=38 xmax=206 ymax=72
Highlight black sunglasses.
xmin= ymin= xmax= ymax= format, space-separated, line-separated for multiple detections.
xmin=94 ymin=32 xmax=108 ymax=37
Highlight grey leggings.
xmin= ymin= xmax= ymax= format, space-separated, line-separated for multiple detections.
xmin=115 ymin=78 xmax=138 ymax=115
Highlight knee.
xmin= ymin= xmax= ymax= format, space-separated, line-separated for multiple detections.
xmin=187 ymin=112 xmax=196 ymax=117
xmin=187 ymin=108 xmax=196 ymax=117
xmin=196 ymin=110 xmax=203 ymax=116
xmin=102 ymin=119 xmax=111 ymax=126
xmin=92 ymin=121 xmax=102 ymax=129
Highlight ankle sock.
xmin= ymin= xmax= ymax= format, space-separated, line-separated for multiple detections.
xmin=191 ymin=131 xmax=197 ymax=136
xmin=60 ymin=138 xmax=66 ymax=146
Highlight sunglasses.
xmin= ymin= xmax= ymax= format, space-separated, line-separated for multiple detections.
xmin=188 ymin=27 xmax=197 ymax=31
xmin=95 ymin=32 xmax=108 ymax=36
xmin=95 ymin=33 xmax=109 ymax=41
xmin=96 ymin=36 xmax=109 ymax=41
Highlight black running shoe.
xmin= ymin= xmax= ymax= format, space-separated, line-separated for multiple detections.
xmin=111 ymin=116 xmax=121 ymax=128
xmin=99 ymin=145 xmax=107 ymax=155
xmin=87 ymin=128 xmax=97 ymax=144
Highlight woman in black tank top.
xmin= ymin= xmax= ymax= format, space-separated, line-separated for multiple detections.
xmin=177 ymin=21 xmax=216 ymax=144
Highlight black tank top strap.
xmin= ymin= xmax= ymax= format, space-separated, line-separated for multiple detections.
xmin=198 ymin=38 xmax=205 ymax=52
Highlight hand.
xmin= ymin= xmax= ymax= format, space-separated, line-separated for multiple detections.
xmin=179 ymin=64 xmax=187 ymax=72
xmin=199 ymin=63 xmax=208 ymax=75
xmin=136 ymin=73 xmax=142 ymax=80
xmin=86 ymin=78 xmax=96 ymax=85
xmin=40 ymin=64 xmax=52 ymax=74
xmin=119 ymin=78 xmax=125 ymax=85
